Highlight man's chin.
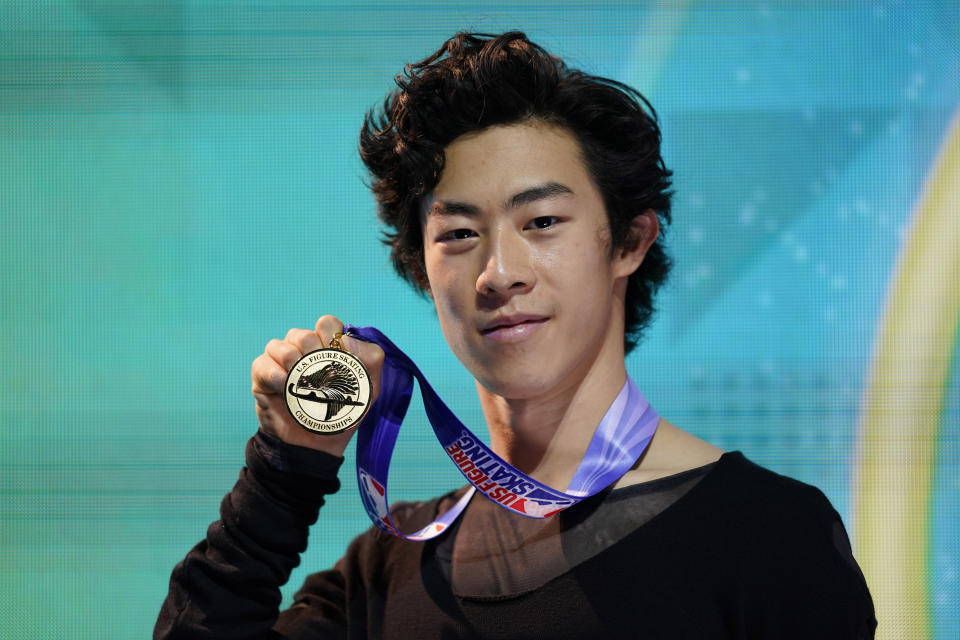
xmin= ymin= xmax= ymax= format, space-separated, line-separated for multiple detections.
xmin=474 ymin=371 xmax=553 ymax=402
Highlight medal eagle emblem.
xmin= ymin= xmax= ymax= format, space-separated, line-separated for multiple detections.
xmin=284 ymin=347 xmax=372 ymax=434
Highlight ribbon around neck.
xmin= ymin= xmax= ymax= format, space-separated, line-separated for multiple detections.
xmin=345 ymin=325 xmax=660 ymax=541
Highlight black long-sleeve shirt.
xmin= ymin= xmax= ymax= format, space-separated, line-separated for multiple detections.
xmin=156 ymin=431 xmax=876 ymax=638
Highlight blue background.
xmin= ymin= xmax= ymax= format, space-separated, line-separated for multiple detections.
xmin=1 ymin=2 xmax=957 ymax=637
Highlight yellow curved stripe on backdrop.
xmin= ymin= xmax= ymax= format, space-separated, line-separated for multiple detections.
xmin=622 ymin=2 xmax=690 ymax=97
xmin=855 ymin=109 xmax=960 ymax=639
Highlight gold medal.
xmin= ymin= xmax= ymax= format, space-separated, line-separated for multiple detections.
xmin=284 ymin=332 xmax=372 ymax=435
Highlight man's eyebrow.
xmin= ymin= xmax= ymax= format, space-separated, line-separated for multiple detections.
xmin=426 ymin=182 xmax=574 ymax=218
xmin=426 ymin=200 xmax=481 ymax=218
xmin=505 ymin=182 xmax=574 ymax=209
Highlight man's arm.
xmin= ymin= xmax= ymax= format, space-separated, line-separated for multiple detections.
xmin=155 ymin=316 xmax=384 ymax=638
xmin=154 ymin=431 xmax=344 ymax=639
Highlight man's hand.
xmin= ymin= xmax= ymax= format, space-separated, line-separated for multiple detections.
xmin=251 ymin=315 xmax=384 ymax=456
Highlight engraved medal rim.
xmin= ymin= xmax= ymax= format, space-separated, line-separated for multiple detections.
xmin=283 ymin=347 xmax=372 ymax=435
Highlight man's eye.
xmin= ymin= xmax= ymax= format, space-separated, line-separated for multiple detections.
xmin=439 ymin=228 xmax=476 ymax=242
xmin=526 ymin=216 xmax=559 ymax=230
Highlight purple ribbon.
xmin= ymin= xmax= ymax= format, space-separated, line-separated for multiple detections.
xmin=346 ymin=325 xmax=660 ymax=541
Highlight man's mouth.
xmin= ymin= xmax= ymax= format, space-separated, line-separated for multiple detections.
xmin=480 ymin=314 xmax=549 ymax=342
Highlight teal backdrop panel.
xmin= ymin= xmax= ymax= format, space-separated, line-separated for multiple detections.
xmin=1 ymin=2 xmax=957 ymax=637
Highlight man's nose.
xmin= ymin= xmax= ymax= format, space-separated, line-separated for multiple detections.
xmin=475 ymin=227 xmax=535 ymax=297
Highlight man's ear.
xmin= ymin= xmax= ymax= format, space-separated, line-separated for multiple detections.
xmin=613 ymin=209 xmax=660 ymax=278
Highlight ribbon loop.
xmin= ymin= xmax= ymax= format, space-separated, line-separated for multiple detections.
xmin=346 ymin=325 xmax=659 ymax=541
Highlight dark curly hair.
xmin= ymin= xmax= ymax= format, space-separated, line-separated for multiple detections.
xmin=359 ymin=31 xmax=672 ymax=353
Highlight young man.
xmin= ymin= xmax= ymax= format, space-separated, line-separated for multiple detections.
xmin=156 ymin=32 xmax=876 ymax=638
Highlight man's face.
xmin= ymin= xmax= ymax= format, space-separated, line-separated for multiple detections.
xmin=422 ymin=121 xmax=638 ymax=400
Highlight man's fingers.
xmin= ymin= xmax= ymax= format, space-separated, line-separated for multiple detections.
xmin=315 ymin=315 xmax=345 ymax=344
xmin=341 ymin=333 xmax=384 ymax=370
xmin=285 ymin=327 xmax=323 ymax=355
xmin=251 ymin=352 xmax=287 ymax=394
xmin=256 ymin=318 xmax=351 ymax=396
xmin=265 ymin=338 xmax=303 ymax=372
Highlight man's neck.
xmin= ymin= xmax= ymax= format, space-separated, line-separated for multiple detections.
xmin=476 ymin=355 xmax=628 ymax=490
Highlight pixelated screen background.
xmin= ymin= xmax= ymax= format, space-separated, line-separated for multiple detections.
xmin=1 ymin=2 xmax=957 ymax=638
